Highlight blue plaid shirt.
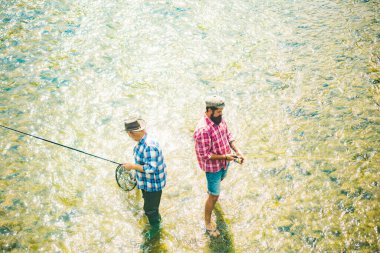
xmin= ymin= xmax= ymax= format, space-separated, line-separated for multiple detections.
xmin=133 ymin=134 xmax=167 ymax=192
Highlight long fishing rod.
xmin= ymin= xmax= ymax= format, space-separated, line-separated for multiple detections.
xmin=243 ymin=153 xmax=347 ymax=162
xmin=0 ymin=124 xmax=121 ymax=165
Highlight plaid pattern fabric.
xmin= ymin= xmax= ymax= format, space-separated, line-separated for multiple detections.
xmin=193 ymin=114 xmax=234 ymax=172
xmin=133 ymin=134 xmax=166 ymax=192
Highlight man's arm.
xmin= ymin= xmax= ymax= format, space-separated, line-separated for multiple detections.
xmin=122 ymin=163 xmax=144 ymax=172
xmin=210 ymin=153 xmax=235 ymax=161
xmin=225 ymin=122 xmax=245 ymax=163
xmin=194 ymin=129 xmax=212 ymax=161
xmin=123 ymin=146 xmax=160 ymax=173
xmin=195 ymin=130 xmax=235 ymax=161
xmin=229 ymin=141 xmax=241 ymax=154
xmin=230 ymin=140 xmax=245 ymax=163
xmin=141 ymin=146 xmax=160 ymax=173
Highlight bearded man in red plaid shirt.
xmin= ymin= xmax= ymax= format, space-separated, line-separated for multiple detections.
xmin=193 ymin=95 xmax=245 ymax=237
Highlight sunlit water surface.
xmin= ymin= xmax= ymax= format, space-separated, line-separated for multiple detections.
xmin=1 ymin=0 xmax=379 ymax=252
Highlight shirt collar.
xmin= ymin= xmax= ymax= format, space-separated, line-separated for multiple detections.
xmin=204 ymin=113 xmax=220 ymax=127
xmin=137 ymin=133 xmax=148 ymax=146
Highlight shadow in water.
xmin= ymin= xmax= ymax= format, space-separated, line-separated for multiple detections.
xmin=207 ymin=203 xmax=235 ymax=253
xmin=140 ymin=223 xmax=169 ymax=253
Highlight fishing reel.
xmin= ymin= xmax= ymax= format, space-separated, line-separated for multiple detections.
xmin=233 ymin=155 xmax=243 ymax=164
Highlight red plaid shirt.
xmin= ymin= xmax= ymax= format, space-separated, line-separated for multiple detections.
xmin=193 ymin=114 xmax=234 ymax=172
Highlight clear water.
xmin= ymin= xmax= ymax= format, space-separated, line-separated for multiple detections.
xmin=1 ymin=0 xmax=379 ymax=252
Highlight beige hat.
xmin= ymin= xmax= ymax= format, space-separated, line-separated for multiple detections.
xmin=205 ymin=95 xmax=225 ymax=108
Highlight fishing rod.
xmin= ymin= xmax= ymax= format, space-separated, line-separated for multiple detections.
xmin=0 ymin=124 xmax=136 ymax=191
xmin=243 ymin=153 xmax=347 ymax=162
xmin=0 ymin=124 xmax=121 ymax=165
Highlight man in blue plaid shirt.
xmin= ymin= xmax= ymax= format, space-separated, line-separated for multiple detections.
xmin=122 ymin=117 xmax=167 ymax=226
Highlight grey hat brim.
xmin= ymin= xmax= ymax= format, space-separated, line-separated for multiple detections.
xmin=122 ymin=119 xmax=146 ymax=132
xmin=205 ymin=95 xmax=225 ymax=108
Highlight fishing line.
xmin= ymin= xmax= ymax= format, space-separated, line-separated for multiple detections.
xmin=244 ymin=153 xmax=346 ymax=162
xmin=0 ymin=124 xmax=136 ymax=191
xmin=0 ymin=124 xmax=120 ymax=164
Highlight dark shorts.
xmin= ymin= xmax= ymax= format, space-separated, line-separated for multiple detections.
xmin=205 ymin=169 xmax=228 ymax=196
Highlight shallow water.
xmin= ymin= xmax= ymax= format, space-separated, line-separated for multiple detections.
xmin=1 ymin=0 xmax=379 ymax=252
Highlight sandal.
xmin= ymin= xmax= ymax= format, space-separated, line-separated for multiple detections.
xmin=206 ymin=227 xmax=220 ymax=237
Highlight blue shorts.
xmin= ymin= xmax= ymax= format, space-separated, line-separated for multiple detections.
xmin=205 ymin=169 xmax=228 ymax=196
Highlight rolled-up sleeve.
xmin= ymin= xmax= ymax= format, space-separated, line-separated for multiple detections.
xmin=194 ymin=129 xmax=212 ymax=161
xmin=143 ymin=146 xmax=159 ymax=174
xmin=226 ymin=124 xmax=234 ymax=143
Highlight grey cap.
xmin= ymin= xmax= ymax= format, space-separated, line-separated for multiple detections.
xmin=123 ymin=116 xmax=146 ymax=132
xmin=205 ymin=95 xmax=225 ymax=108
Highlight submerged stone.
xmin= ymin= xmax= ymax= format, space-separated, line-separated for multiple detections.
xmin=351 ymin=187 xmax=363 ymax=198
xmin=351 ymin=121 xmax=371 ymax=131
xmin=292 ymin=108 xmax=306 ymax=117
xmin=3 ymin=17 xmax=12 ymax=23
xmin=9 ymin=145 xmax=19 ymax=151
xmin=59 ymin=213 xmax=71 ymax=222
xmin=16 ymin=58 xmax=25 ymax=63
xmin=277 ymin=225 xmax=292 ymax=232
xmin=337 ymin=201 xmax=355 ymax=213
xmin=12 ymin=199 xmax=24 ymax=207
xmin=304 ymin=236 xmax=317 ymax=247
xmin=58 ymin=209 xmax=77 ymax=223
xmin=302 ymin=170 xmax=311 ymax=176
xmin=292 ymin=225 xmax=304 ymax=236
xmin=4 ymin=172 xmax=20 ymax=180
xmin=283 ymin=41 xmax=306 ymax=48
xmin=0 ymin=241 xmax=20 ymax=251
xmin=332 ymin=230 xmax=341 ymax=237
xmin=362 ymin=192 xmax=373 ymax=200
xmin=345 ymin=206 xmax=355 ymax=213
xmin=267 ymin=167 xmax=285 ymax=176
xmin=63 ymin=29 xmax=75 ymax=35
xmin=267 ymin=79 xmax=288 ymax=90
xmin=0 ymin=226 xmax=12 ymax=235
xmin=309 ymin=111 xmax=318 ymax=117
xmin=284 ymin=174 xmax=293 ymax=181
xmin=322 ymin=168 xmax=336 ymax=174
xmin=353 ymin=241 xmax=370 ymax=249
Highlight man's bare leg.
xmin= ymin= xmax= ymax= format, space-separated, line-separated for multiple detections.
xmin=205 ymin=194 xmax=220 ymax=237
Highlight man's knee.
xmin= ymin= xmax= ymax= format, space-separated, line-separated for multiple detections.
xmin=208 ymin=194 xmax=219 ymax=202
xmin=145 ymin=209 xmax=161 ymax=225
